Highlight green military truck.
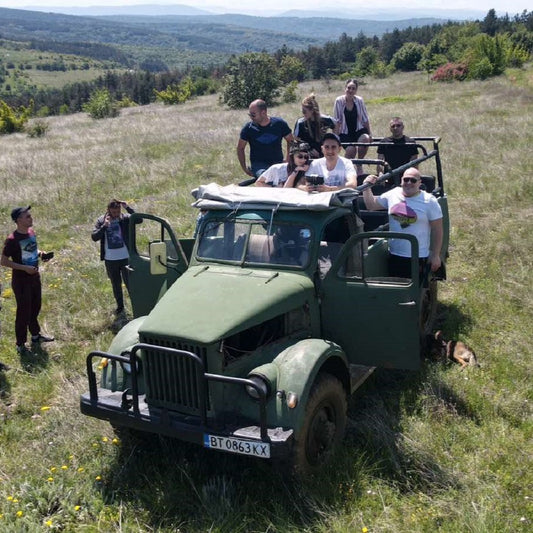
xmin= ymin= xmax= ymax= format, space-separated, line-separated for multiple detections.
xmin=81 ymin=138 xmax=449 ymax=473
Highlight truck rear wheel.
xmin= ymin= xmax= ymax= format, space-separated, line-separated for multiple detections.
xmin=293 ymin=373 xmax=347 ymax=475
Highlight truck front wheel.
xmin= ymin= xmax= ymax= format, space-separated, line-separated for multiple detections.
xmin=293 ymin=373 xmax=347 ymax=475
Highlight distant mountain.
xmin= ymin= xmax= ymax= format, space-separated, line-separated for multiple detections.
xmin=279 ymin=8 xmax=488 ymax=21
xmin=24 ymin=3 xmax=213 ymax=17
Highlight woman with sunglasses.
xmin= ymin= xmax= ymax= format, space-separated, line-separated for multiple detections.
xmin=294 ymin=94 xmax=338 ymax=158
xmin=333 ymin=79 xmax=372 ymax=173
xmin=255 ymin=143 xmax=311 ymax=188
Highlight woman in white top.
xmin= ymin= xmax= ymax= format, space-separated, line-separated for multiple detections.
xmin=333 ymin=78 xmax=372 ymax=173
xmin=255 ymin=142 xmax=311 ymax=188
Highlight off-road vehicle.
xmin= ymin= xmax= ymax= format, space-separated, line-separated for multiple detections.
xmin=81 ymin=137 xmax=449 ymax=473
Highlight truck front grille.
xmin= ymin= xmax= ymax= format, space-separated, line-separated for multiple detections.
xmin=140 ymin=336 xmax=208 ymax=415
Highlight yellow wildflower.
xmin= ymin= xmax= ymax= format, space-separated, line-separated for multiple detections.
xmin=77 ymin=467 xmax=85 ymax=473
xmin=40 ymin=406 xmax=51 ymax=411
xmin=50 ymin=466 xmax=57 ymax=473
xmin=95 ymin=475 xmax=102 ymax=481
xmin=102 ymin=437 xmax=108 ymax=442
xmin=74 ymin=505 xmax=81 ymax=511
xmin=47 ymin=477 xmax=54 ymax=482
xmin=46 ymin=520 xmax=53 ymax=527
xmin=112 ymin=438 xmax=119 ymax=445
xmin=61 ymin=465 xmax=68 ymax=470
xmin=16 ymin=510 xmax=23 ymax=517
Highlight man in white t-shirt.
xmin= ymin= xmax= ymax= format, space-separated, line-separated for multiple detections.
xmin=91 ymin=199 xmax=135 ymax=315
xmin=304 ymin=133 xmax=357 ymax=192
xmin=362 ymin=168 xmax=443 ymax=278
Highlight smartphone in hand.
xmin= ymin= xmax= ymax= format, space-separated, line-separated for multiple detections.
xmin=41 ymin=251 xmax=54 ymax=262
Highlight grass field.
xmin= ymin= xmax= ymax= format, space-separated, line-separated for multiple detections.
xmin=0 ymin=67 xmax=532 ymax=532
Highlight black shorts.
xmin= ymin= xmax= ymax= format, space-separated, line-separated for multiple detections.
xmin=339 ymin=128 xmax=369 ymax=146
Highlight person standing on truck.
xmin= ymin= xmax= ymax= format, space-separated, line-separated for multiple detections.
xmin=91 ymin=199 xmax=135 ymax=316
xmin=302 ymin=133 xmax=358 ymax=192
xmin=1 ymin=206 xmax=54 ymax=355
xmin=237 ymin=99 xmax=294 ymax=179
xmin=362 ymin=168 xmax=443 ymax=278
xmin=294 ymin=94 xmax=338 ymax=158
xmin=377 ymin=117 xmax=419 ymax=182
xmin=333 ymin=79 xmax=372 ymax=174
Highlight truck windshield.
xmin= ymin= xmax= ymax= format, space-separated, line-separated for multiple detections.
xmin=197 ymin=219 xmax=312 ymax=268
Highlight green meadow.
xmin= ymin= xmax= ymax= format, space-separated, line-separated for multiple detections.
xmin=0 ymin=67 xmax=531 ymax=532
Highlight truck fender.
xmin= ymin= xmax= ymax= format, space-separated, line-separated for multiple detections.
xmin=101 ymin=316 xmax=146 ymax=390
xmin=267 ymin=338 xmax=349 ymax=432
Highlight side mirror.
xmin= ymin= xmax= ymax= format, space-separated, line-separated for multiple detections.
xmin=149 ymin=241 xmax=167 ymax=275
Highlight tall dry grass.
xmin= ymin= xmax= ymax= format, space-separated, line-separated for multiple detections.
xmin=0 ymin=68 xmax=532 ymax=532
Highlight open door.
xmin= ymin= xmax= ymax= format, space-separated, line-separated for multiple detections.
xmin=321 ymin=232 xmax=422 ymax=370
xmin=127 ymin=213 xmax=188 ymax=317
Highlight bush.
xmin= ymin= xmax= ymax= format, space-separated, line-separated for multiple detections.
xmin=221 ymin=53 xmax=280 ymax=109
xmin=26 ymin=119 xmax=49 ymax=138
xmin=154 ymin=77 xmax=194 ymax=105
xmin=0 ymin=99 xmax=33 ymax=134
xmin=431 ymin=62 xmax=468 ymax=82
xmin=391 ymin=42 xmax=426 ymax=71
xmin=281 ymin=81 xmax=298 ymax=103
xmin=83 ymin=89 xmax=119 ymax=119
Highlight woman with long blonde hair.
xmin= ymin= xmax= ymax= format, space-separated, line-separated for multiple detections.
xmin=294 ymin=94 xmax=338 ymax=158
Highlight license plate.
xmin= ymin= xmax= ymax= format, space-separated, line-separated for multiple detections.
xmin=204 ymin=434 xmax=270 ymax=458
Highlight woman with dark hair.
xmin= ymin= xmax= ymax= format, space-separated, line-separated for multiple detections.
xmin=255 ymin=142 xmax=311 ymax=188
xmin=294 ymin=94 xmax=338 ymax=158
xmin=333 ymin=79 xmax=372 ymax=173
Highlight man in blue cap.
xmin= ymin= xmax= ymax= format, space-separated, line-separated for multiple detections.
xmin=1 ymin=206 xmax=54 ymax=354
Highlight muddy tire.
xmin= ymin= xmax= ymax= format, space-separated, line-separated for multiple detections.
xmin=293 ymin=373 xmax=347 ymax=475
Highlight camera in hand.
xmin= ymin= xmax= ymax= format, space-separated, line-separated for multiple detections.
xmin=306 ymin=174 xmax=324 ymax=187
xmin=41 ymin=251 xmax=54 ymax=261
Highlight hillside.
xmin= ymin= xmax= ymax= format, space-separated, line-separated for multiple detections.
xmin=0 ymin=69 xmax=531 ymax=532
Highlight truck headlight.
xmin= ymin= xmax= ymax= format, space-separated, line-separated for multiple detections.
xmin=245 ymin=375 xmax=271 ymax=400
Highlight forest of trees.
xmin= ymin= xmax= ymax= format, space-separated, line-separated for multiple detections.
xmin=0 ymin=9 xmax=531 ymax=117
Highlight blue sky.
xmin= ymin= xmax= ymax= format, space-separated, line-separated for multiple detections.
xmin=0 ymin=1 xmax=529 ymax=17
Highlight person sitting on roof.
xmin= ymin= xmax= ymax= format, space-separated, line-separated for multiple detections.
xmin=299 ymin=133 xmax=357 ymax=192
xmin=255 ymin=142 xmax=311 ymax=188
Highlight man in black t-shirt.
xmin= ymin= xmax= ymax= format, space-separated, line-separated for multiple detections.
xmin=1 ymin=206 xmax=54 ymax=354
xmin=377 ymin=117 xmax=419 ymax=183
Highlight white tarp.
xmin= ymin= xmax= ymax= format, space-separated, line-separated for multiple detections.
xmin=191 ymin=183 xmax=360 ymax=211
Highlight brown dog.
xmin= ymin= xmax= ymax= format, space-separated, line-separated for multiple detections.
xmin=431 ymin=331 xmax=479 ymax=368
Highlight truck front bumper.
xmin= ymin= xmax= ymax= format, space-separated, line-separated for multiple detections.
xmin=80 ymin=346 xmax=294 ymax=460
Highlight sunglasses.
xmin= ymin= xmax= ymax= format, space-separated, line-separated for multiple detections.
xmin=294 ymin=154 xmax=309 ymax=160
xmin=402 ymin=177 xmax=419 ymax=184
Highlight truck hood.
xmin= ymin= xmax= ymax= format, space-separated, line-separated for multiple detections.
xmin=139 ymin=265 xmax=314 ymax=344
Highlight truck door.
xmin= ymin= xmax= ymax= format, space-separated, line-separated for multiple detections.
xmin=128 ymin=213 xmax=188 ymax=317
xmin=321 ymin=232 xmax=421 ymax=370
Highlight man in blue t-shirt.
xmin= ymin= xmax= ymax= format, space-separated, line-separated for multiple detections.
xmin=237 ymin=99 xmax=294 ymax=179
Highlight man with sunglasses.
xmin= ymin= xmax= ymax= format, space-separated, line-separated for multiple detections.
xmin=237 ymin=99 xmax=294 ymax=179
xmin=362 ymin=168 xmax=443 ymax=278
xmin=377 ymin=117 xmax=419 ymax=180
